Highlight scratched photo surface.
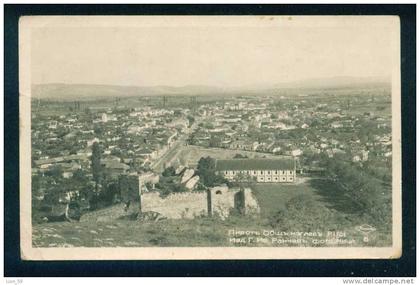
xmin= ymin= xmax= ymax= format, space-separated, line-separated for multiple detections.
xmin=19 ymin=16 xmax=401 ymax=260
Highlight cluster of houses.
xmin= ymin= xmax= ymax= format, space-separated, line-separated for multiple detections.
xmin=32 ymin=106 xmax=191 ymax=179
xmin=188 ymin=96 xmax=392 ymax=164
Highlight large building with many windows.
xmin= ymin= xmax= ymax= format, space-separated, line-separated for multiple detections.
xmin=215 ymin=158 xmax=296 ymax=183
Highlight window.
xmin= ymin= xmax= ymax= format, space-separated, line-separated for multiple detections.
xmin=254 ymin=171 xmax=257 ymax=175
xmin=274 ymin=171 xmax=278 ymax=174
xmin=268 ymin=171 xmax=271 ymax=174
xmin=216 ymin=190 xmax=222 ymax=194
xmin=260 ymin=171 xmax=263 ymax=175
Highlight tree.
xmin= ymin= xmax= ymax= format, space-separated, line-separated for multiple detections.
xmin=91 ymin=142 xmax=103 ymax=192
xmin=94 ymin=125 xmax=103 ymax=136
xmin=119 ymin=175 xmax=139 ymax=203
xmin=43 ymin=190 xmax=61 ymax=206
xmin=46 ymin=165 xmax=63 ymax=179
xmin=103 ymin=182 xmax=120 ymax=204
xmin=187 ymin=132 xmax=197 ymax=145
xmin=73 ymin=169 xmax=87 ymax=183
xmin=155 ymin=176 xmax=188 ymax=197
xmin=162 ymin=166 xmax=176 ymax=177
xmin=196 ymin=156 xmax=227 ymax=187
xmin=187 ymin=115 xmax=195 ymax=127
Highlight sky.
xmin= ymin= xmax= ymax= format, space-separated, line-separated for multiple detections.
xmin=27 ymin=16 xmax=399 ymax=87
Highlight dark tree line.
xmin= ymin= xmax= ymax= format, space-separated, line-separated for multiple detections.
xmin=323 ymin=157 xmax=391 ymax=228
xmin=91 ymin=142 xmax=103 ymax=192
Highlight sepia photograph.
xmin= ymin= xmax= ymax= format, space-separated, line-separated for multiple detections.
xmin=18 ymin=15 xmax=401 ymax=260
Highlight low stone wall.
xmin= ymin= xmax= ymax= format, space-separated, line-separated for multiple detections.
xmin=80 ymin=202 xmax=139 ymax=223
xmin=141 ymin=192 xmax=208 ymax=219
xmin=141 ymin=186 xmax=260 ymax=220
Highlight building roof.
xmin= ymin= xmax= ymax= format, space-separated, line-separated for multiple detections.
xmin=215 ymin=158 xmax=295 ymax=171
xmin=34 ymin=154 xmax=90 ymax=166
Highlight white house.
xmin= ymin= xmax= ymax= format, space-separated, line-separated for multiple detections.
xmin=215 ymin=158 xmax=296 ymax=183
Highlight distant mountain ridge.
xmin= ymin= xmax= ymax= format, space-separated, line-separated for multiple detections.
xmin=32 ymin=76 xmax=390 ymax=100
xmin=32 ymin=83 xmax=227 ymax=100
xmin=272 ymin=76 xmax=390 ymax=89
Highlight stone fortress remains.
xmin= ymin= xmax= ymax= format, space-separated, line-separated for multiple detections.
xmin=139 ymin=183 xmax=260 ymax=220
xmin=135 ymin=158 xmax=298 ymax=220
xmin=81 ymin=166 xmax=262 ymax=223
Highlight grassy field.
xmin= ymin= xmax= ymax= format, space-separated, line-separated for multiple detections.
xmin=33 ymin=217 xmax=235 ymax=247
xmin=33 ymin=179 xmax=392 ymax=248
xmin=252 ymin=181 xmax=325 ymax=219
xmin=178 ymin=145 xmax=282 ymax=166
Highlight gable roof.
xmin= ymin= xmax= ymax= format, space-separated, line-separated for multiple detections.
xmin=215 ymin=158 xmax=295 ymax=171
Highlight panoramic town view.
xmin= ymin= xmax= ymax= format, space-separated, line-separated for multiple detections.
xmin=30 ymin=81 xmax=392 ymax=247
xmin=25 ymin=16 xmax=396 ymax=248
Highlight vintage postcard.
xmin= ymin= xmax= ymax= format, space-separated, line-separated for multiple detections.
xmin=19 ymin=15 xmax=401 ymax=260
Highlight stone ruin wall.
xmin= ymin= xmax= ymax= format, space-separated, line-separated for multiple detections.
xmin=242 ymin=188 xmax=260 ymax=215
xmin=80 ymin=187 xmax=261 ymax=222
xmin=141 ymin=186 xmax=260 ymax=220
xmin=141 ymin=191 xmax=208 ymax=219
xmin=209 ymin=187 xmax=235 ymax=219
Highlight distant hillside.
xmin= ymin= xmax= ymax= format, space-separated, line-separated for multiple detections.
xmin=32 ymin=84 xmax=227 ymax=100
xmin=272 ymin=76 xmax=391 ymax=90
xmin=32 ymin=77 xmax=390 ymax=100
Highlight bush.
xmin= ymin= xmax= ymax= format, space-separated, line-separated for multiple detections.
xmin=233 ymin=153 xmax=248 ymax=159
xmin=162 ymin=166 xmax=176 ymax=177
xmin=156 ymin=176 xmax=187 ymax=198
